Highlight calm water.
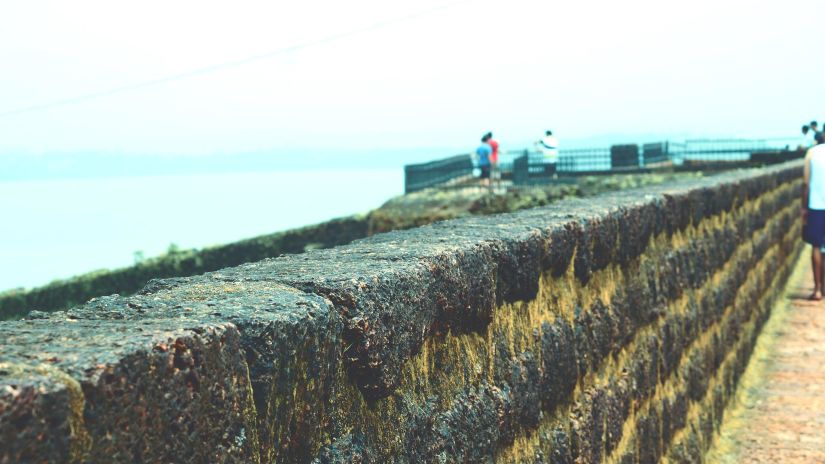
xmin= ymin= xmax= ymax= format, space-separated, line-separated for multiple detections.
xmin=0 ymin=169 xmax=402 ymax=291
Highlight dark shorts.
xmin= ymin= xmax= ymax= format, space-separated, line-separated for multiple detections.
xmin=804 ymin=209 xmax=825 ymax=247
xmin=480 ymin=166 xmax=491 ymax=179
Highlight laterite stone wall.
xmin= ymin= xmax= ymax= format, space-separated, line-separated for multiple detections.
xmin=0 ymin=161 xmax=803 ymax=463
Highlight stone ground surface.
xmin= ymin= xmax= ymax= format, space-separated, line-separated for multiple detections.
xmin=708 ymin=250 xmax=825 ymax=463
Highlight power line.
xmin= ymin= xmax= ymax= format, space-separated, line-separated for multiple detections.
xmin=0 ymin=0 xmax=474 ymax=119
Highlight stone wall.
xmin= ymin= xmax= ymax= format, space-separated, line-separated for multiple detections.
xmin=0 ymin=161 xmax=803 ymax=463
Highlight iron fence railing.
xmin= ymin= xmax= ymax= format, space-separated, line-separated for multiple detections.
xmin=669 ymin=139 xmax=771 ymax=162
xmin=643 ymin=142 xmax=670 ymax=166
xmin=403 ymin=138 xmax=806 ymax=191
xmin=404 ymin=154 xmax=474 ymax=193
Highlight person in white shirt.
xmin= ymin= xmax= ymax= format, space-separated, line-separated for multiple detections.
xmin=538 ymin=130 xmax=559 ymax=175
xmin=800 ymin=125 xmax=812 ymax=151
xmin=810 ymin=121 xmax=821 ymax=146
xmin=802 ymin=142 xmax=825 ymax=300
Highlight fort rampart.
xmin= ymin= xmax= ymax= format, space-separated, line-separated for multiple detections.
xmin=0 ymin=160 xmax=803 ymax=463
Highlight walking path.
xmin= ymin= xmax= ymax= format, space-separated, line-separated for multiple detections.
xmin=708 ymin=252 xmax=825 ymax=463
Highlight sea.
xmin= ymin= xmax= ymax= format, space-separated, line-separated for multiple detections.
xmin=0 ymin=169 xmax=403 ymax=291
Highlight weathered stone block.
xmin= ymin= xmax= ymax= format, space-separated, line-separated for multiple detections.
xmin=509 ymin=351 xmax=542 ymax=428
xmin=712 ymin=385 xmax=726 ymax=426
xmin=630 ymin=335 xmax=661 ymax=402
xmin=614 ymin=196 xmax=662 ymax=265
xmin=0 ymin=366 xmax=83 ymax=463
xmin=493 ymin=348 xmax=542 ymax=443
xmin=608 ymin=294 xmax=635 ymax=349
xmin=659 ymin=318 xmax=679 ymax=379
xmin=604 ymin=378 xmax=631 ymax=455
xmin=423 ymin=383 xmax=505 ymax=462
xmin=547 ymin=427 xmax=573 ymax=464
xmin=588 ymin=300 xmax=617 ymax=365
xmin=685 ymin=349 xmax=709 ymax=403
xmin=573 ymin=224 xmax=594 ymax=284
xmin=590 ymin=211 xmax=620 ymax=272
xmin=540 ymin=320 xmax=579 ymax=411
xmin=571 ymin=387 xmax=606 ymax=464
xmin=668 ymin=431 xmax=703 ymax=464
xmin=622 ymin=265 xmax=659 ymax=326
xmin=1 ymin=319 xmax=258 ymax=463
xmin=544 ymin=222 xmax=579 ymax=278
xmin=698 ymin=411 xmax=714 ymax=446
xmin=637 ymin=405 xmax=662 ymax=464
xmin=46 ymin=281 xmax=343 ymax=463
xmin=312 ymin=433 xmax=368 ymax=464
xmin=686 ymin=187 xmax=713 ymax=226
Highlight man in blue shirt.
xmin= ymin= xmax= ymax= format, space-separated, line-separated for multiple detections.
xmin=477 ymin=136 xmax=492 ymax=187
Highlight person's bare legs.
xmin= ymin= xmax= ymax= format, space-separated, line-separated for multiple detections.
xmin=812 ymin=246 xmax=822 ymax=300
xmin=820 ymin=246 xmax=825 ymax=298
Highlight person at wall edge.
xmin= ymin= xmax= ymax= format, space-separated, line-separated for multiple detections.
xmin=800 ymin=125 xmax=811 ymax=151
xmin=810 ymin=120 xmax=821 ymax=145
xmin=802 ymin=139 xmax=825 ymax=300
xmin=486 ymin=131 xmax=500 ymax=186
xmin=539 ymin=130 xmax=559 ymax=176
xmin=476 ymin=136 xmax=492 ymax=187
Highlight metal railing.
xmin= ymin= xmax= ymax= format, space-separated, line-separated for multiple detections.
xmin=643 ymin=142 xmax=670 ymax=166
xmin=403 ymin=138 xmax=806 ymax=191
xmin=670 ymin=139 xmax=770 ymax=163
xmin=512 ymin=139 xmax=802 ymax=185
xmin=404 ymin=154 xmax=474 ymax=193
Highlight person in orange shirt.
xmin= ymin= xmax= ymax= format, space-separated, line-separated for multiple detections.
xmin=485 ymin=132 xmax=500 ymax=188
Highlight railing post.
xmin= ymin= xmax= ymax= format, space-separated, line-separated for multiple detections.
xmin=513 ymin=153 xmax=528 ymax=185
xmin=610 ymin=144 xmax=640 ymax=169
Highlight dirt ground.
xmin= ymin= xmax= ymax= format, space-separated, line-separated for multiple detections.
xmin=708 ymin=249 xmax=825 ymax=463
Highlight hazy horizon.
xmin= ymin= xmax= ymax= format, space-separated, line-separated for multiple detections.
xmin=0 ymin=130 xmax=802 ymax=182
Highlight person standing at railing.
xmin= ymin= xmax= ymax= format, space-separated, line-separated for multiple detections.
xmin=811 ymin=121 xmax=821 ymax=146
xmin=802 ymin=140 xmax=825 ymax=300
xmin=538 ymin=129 xmax=559 ymax=176
xmin=485 ymin=132 xmax=501 ymax=188
xmin=800 ymin=125 xmax=812 ymax=150
xmin=476 ymin=136 xmax=493 ymax=187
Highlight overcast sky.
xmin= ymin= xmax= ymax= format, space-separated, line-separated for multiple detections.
xmin=1 ymin=0 xmax=823 ymax=158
